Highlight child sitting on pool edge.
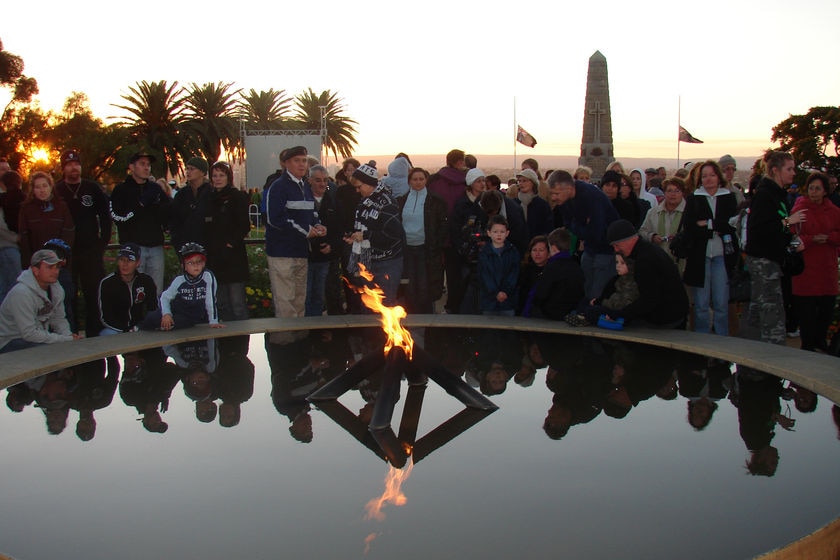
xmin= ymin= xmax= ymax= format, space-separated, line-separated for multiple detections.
xmin=140 ymin=243 xmax=224 ymax=331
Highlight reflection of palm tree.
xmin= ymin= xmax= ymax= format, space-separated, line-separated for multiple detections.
xmin=183 ymin=82 xmax=242 ymax=164
xmin=293 ymin=88 xmax=358 ymax=161
xmin=112 ymin=80 xmax=186 ymax=177
xmin=238 ymin=88 xmax=293 ymax=130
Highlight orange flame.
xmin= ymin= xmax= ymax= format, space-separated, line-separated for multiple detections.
xmin=364 ymin=456 xmax=414 ymax=522
xmin=355 ymin=264 xmax=414 ymax=360
xmin=363 ymin=532 xmax=378 ymax=554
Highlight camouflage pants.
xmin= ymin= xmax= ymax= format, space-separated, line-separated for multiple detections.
xmin=741 ymin=256 xmax=785 ymax=345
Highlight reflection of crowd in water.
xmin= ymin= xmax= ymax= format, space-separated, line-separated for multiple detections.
xmin=4 ymin=327 xmax=838 ymax=477
xmin=6 ymin=335 xmax=255 ymax=437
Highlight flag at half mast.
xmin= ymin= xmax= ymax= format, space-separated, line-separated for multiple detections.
xmin=516 ymin=125 xmax=537 ymax=148
xmin=678 ymin=125 xmax=703 ymax=144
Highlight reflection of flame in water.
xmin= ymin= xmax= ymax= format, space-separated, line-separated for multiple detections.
xmin=364 ymin=453 xmax=414 ymax=522
xmin=363 ymin=532 xmax=378 ymax=554
xmin=355 ymin=264 xmax=414 ymax=360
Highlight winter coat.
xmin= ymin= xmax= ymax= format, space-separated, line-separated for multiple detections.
xmin=308 ymin=188 xmax=341 ymax=264
xmin=791 ymin=196 xmax=840 ymax=296
xmin=555 ymin=181 xmax=619 ymax=256
xmin=428 ymin=166 xmax=468 ymax=216
xmin=528 ymin=252 xmax=585 ymax=319
xmin=397 ymin=188 xmax=448 ymax=301
xmin=98 ymin=271 xmax=158 ymax=332
xmin=478 ymin=240 xmax=520 ymax=313
xmin=264 ymin=171 xmax=319 ymax=259
xmin=17 ymin=196 xmax=75 ymax=265
xmin=54 ymin=178 xmax=111 ymax=251
xmin=745 ymin=176 xmax=793 ymax=265
xmin=354 ymin=184 xmax=405 ymax=262
xmin=110 ymin=177 xmax=171 ymax=247
xmin=206 ymin=185 xmax=251 ymax=283
xmin=680 ymin=187 xmax=738 ymax=287
xmin=170 ymin=182 xmax=212 ymax=251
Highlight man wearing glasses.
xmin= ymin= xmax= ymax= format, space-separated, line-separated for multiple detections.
xmin=0 ymin=249 xmax=82 ymax=353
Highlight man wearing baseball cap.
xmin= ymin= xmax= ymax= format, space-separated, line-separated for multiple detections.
xmin=97 ymin=242 xmax=158 ymax=335
xmin=54 ymin=149 xmax=111 ymax=336
xmin=110 ymin=151 xmax=171 ymax=293
xmin=0 ymin=249 xmax=82 ymax=353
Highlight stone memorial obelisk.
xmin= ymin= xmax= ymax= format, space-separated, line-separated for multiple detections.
xmin=579 ymin=51 xmax=615 ymax=181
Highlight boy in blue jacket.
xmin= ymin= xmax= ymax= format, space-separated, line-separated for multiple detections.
xmin=478 ymin=215 xmax=520 ymax=316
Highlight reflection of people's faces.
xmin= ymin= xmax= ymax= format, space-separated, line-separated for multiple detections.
xmin=33 ymin=178 xmax=52 ymax=201
xmin=601 ymin=182 xmax=618 ymax=200
xmin=409 ymin=172 xmax=427 ymax=191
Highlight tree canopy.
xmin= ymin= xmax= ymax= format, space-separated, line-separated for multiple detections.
xmin=772 ymin=106 xmax=840 ymax=177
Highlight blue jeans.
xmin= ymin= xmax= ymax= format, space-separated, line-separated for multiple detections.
xmin=0 ymin=246 xmax=21 ymax=305
xmin=138 ymin=245 xmax=165 ymax=294
xmin=305 ymin=261 xmax=330 ymax=317
xmin=0 ymin=338 xmax=42 ymax=353
xmin=99 ymin=327 xmax=124 ymax=336
xmin=581 ymin=251 xmax=616 ymax=301
xmin=218 ymin=282 xmax=249 ymax=321
xmin=692 ymin=255 xmax=729 ymax=335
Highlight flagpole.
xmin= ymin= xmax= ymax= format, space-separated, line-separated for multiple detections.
xmin=513 ymin=96 xmax=517 ymax=171
xmin=677 ymin=95 xmax=681 ymax=170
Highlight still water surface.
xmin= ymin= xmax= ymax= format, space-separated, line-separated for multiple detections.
xmin=1 ymin=328 xmax=838 ymax=560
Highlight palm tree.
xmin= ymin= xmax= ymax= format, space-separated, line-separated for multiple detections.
xmin=182 ymin=82 xmax=242 ymax=164
xmin=292 ymin=88 xmax=358 ymax=161
xmin=238 ymin=88 xmax=293 ymax=130
xmin=112 ymin=80 xmax=187 ymax=177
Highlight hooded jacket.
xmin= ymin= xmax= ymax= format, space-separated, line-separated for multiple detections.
xmin=630 ymin=168 xmax=659 ymax=210
xmin=0 ymin=268 xmax=73 ymax=350
xmin=382 ymin=157 xmax=411 ymax=198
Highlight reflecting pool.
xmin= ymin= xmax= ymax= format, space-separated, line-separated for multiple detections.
xmin=1 ymin=327 xmax=839 ymax=560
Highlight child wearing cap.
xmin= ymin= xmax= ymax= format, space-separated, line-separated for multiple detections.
xmin=98 ymin=243 xmax=158 ymax=335
xmin=140 ymin=243 xmax=223 ymax=331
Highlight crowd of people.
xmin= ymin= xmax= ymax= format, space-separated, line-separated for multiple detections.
xmin=1 ymin=146 xmax=839 ymax=358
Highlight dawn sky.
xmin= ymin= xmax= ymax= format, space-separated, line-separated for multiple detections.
xmin=3 ymin=0 xmax=838 ymax=165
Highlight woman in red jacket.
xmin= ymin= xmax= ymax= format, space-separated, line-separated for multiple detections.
xmin=18 ymin=172 xmax=75 ymax=267
xmin=791 ymin=171 xmax=840 ymax=352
